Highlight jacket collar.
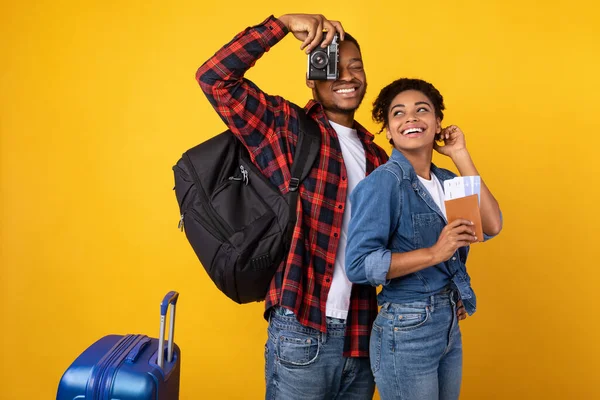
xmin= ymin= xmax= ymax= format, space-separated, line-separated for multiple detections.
xmin=389 ymin=148 xmax=455 ymax=182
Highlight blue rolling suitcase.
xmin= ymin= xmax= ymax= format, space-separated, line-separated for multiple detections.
xmin=57 ymin=291 xmax=181 ymax=400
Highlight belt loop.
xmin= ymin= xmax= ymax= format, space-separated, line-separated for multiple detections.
xmin=321 ymin=331 xmax=327 ymax=345
xmin=430 ymin=295 xmax=435 ymax=313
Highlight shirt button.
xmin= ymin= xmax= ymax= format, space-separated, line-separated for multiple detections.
xmin=333 ymin=233 xmax=338 ymax=238
xmin=327 ymin=264 xmax=332 ymax=268
xmin=452 ymin=257 xmax=457 ymax=261
xmin=326 ymin=278 xmax=331 ymax=283
xmin=342 ymin=176 xmax=347 ymax=181
xmin=338 ymin=205 xmax=343 ymax=209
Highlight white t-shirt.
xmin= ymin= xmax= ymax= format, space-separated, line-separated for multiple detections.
xmin=326 ymin=120 xmax=366 ymax=320
xmin=417 ymin=173 xmax=447 ymax=218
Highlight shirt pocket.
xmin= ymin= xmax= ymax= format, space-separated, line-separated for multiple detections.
xmin=412 ymin=212 xmax=443 ymax=249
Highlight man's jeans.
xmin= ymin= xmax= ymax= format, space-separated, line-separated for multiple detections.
xmin=265 ymin=307 xmax=375 ymax=400
xmin=371 ymin=289 xmax=463 ymax=400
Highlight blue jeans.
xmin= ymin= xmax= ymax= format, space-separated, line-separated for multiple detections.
xmin=265 ymin=307 xmax=375 ymax=400
xmin=371 ymin=289 xmax=463 ymax=400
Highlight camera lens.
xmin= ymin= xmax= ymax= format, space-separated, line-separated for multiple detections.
xmin=310 ymin=50 xmax=329 ymax=69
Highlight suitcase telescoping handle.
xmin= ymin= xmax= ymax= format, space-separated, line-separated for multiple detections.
xmin=157 ymin=291 xmax=179 ymax=369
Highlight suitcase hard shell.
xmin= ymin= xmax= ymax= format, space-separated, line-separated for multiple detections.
xmin=56 ymin=291 xmax=181 ymax=400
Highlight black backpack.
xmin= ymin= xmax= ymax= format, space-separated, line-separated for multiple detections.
xmin=173 ymin=104 xmax=321 ymax=304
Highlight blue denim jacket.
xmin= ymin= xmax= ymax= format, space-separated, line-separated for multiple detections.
xmin=346 ymin=149 xmax=498 ymax=315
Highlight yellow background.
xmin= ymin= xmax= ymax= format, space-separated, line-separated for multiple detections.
xmin=1 ymin=0 xmax=599 ymax=399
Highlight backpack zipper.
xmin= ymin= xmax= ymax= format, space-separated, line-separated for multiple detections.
xmin=185 ymin=208 xmax=228 ymax=243
xmin=181 ymin=153 xmax=233 ymax=239
xmin=228 ymin=165 xmax=249 ymax=185
xmin=178 ymin=214 xmax=184 ymax=231
xmin=179 ymin=206 xmax=231 ymax=242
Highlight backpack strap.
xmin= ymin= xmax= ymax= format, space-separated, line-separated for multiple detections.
xmin=285 ymin=104 xmax=322 ymax=248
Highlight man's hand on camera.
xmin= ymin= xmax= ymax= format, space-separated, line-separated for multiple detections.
xmin=277 ymin=14 xmax=344 ymax=54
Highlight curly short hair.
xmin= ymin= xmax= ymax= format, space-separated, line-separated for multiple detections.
xmin=342 ymin=32 xmax=361 ymax=54
xmin=372 ymin=78 xmax=445 ymax=133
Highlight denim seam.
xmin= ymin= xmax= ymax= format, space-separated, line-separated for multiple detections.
xmin=269 ymin=321 xmax=319 ymax=335
xmin=371 ymin=323 xmax=383 ymax=374
xmin=380 ymin=165 xmax=403 ymax=183
xmin=279 ymin=339 xmax=320 ymax=366
xmin=393 ymin=307 xmax=430 ymax=332
xmin=442 ymin=295 xmax=458 ymax=357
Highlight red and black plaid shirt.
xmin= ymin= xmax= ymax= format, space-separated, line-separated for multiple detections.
xmin=196 ymin=16 xmax=388 ymax=357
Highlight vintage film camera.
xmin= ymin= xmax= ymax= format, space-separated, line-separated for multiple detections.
xmin=306 ymin=34 xmax=339 ymax=80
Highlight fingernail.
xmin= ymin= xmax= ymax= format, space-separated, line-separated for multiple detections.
xmin=474 ymin=236 xmax=477 ymax=241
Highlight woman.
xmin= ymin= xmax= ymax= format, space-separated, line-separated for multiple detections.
xmin=345 ymin=78 xmax=502 ymax=400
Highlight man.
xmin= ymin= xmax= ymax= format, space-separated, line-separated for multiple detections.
xmin=196 ymin=13 xmax=388 ymax=399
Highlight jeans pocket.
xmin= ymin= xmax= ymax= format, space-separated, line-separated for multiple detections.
xmin=370 ymin=323 xmax=383 ymax=374
xmin=394 ymin=307 xmax=430 ymax=331
xmin=276 ymin=331 xmax=320 ymax=366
